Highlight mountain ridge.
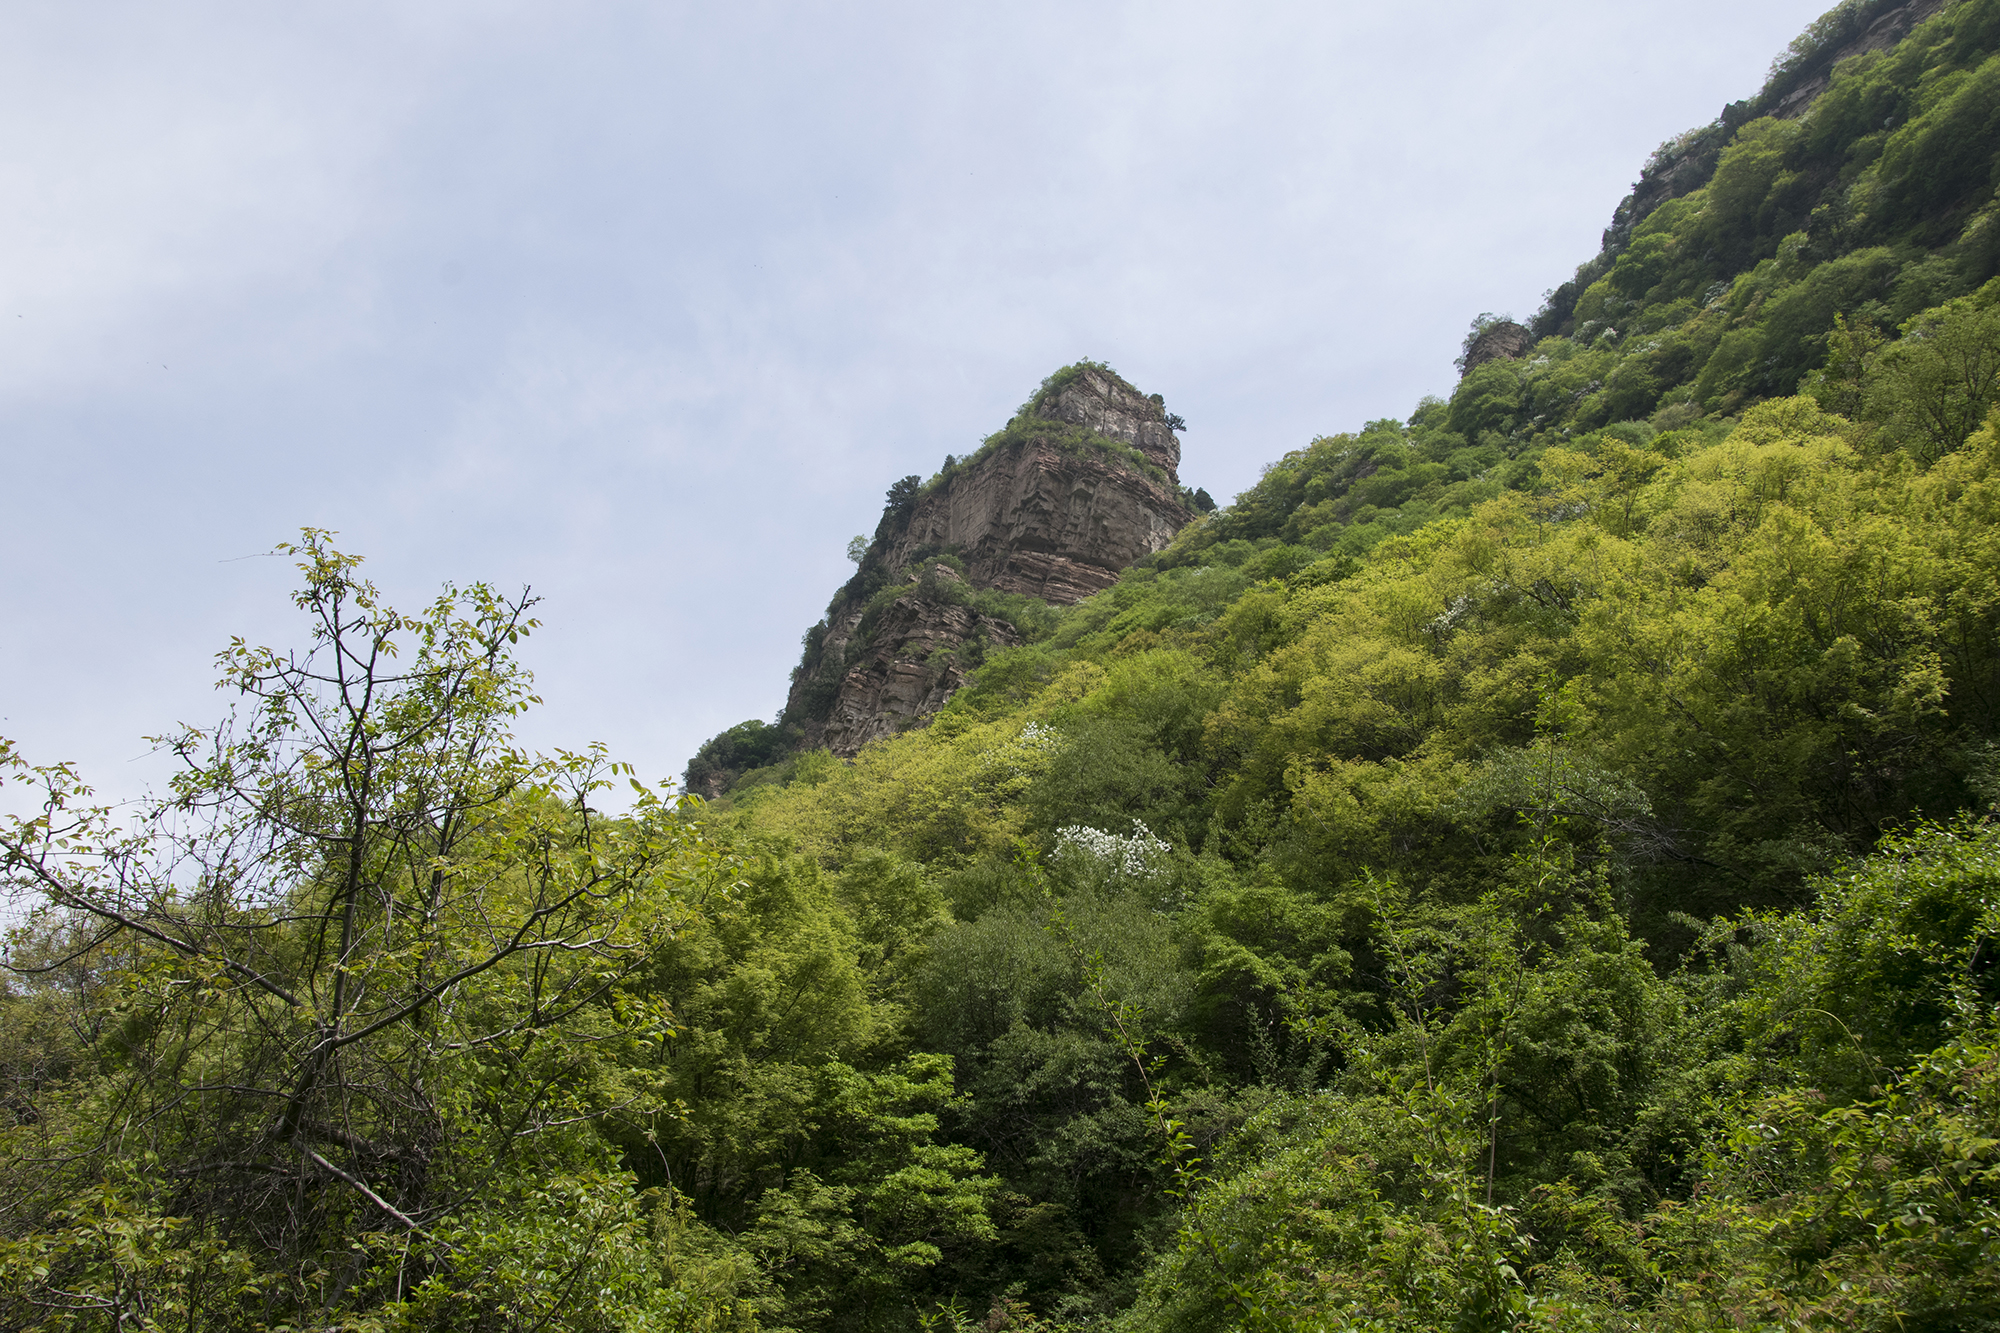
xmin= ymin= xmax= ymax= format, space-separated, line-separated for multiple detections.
xmin=687 ymin=362 xmax=1201 ymax=789
xmin=11 ymin=3 xmax=2000 ymax=1329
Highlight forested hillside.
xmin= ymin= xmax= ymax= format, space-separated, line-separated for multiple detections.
xmin=8 ymin=0 xmax=2000 ymax=1329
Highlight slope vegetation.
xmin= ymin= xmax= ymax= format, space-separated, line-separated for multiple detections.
xmin=6 ymin=2 xmax=2000 ymax=1330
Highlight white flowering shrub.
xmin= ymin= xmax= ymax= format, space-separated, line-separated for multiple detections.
xmin=1017 ymin=721 xmax=1061 ymax=750
xmin=1052 ymin=819 xmax=1170 ymax=881
xmin=978 ymin=722 xmax=1063 ymax=795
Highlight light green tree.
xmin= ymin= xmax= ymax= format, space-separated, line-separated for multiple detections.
xmin=0 ymin=530 xmax=745 ymax=1328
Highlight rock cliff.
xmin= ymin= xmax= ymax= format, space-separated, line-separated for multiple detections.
xmin=801 ymin=564 xmax=1026 ymax=757
xmin=732 ymin=362 xmax=1196 ymax=765
xmin=879 ymin=368 xmax=1190 ymax=604
xmin=1458 ymin=320 xmax=1534 ymax=375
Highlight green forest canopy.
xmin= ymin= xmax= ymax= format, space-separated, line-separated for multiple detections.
xmin=10 ymin=1 xmax=2000 ymax=1329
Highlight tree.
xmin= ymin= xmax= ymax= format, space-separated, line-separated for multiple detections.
xmin=0 ymin=530 xmax=738 ymax=1325
xmin=1801 ymin=312 xmax=1886 ymax=419
xmin=1866 ymin=291 xmax=2000 ymax=464
xmin=684 ymin=717 xmax=788 ymax=797
xmin=884 ymin=475 xmax=922 ymax=517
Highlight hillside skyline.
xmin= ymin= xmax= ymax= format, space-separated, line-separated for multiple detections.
xmin=0 ymin=0 xmax=1833 ymax=808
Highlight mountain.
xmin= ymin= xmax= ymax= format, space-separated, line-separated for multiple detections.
xmin=10 ymin=3 xmax=2000 ymax=1330
xmin=669 ymin=0 xmax=2000 ymax=1324
xmin=697 ymin=0 xmax=2000 ymax=803
xmin=687 ymin=363 xmax=1203 ymax=789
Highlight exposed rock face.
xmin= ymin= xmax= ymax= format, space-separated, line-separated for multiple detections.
xmin=1031 ymin=365 xmax=1183 ymax=479
xmin=798 ymin=566 xmax=1025 ymax=757
xmin=1459 ymin=321 xmax=1535 ymax=375
xmin=880 ymin=438 xmax=1190 ymax=605
xmin=1766 ymin=0 xmax=1949 ymax=120
xmin=775 ymin=365 xmax=1196 ymax=760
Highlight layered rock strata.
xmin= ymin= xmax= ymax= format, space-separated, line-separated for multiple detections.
xmin=878 ymin=442 xmax=1187 ymax=604
xmin=805 ymin=566 xmax=1025 ymax=757
xmin=778 ymin=365 xmax=1194 ymax=759
xmin=879 ymin=368 xmax=1191 ymax=603
xmin=1033 ymin=364 xmax=1184 ymax=477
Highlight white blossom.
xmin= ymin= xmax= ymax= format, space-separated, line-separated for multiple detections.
xmin=1053 ymin=819 xmax=1170 ymax=880
xmin=1018 ymin=721 xmax=1061 ymax=750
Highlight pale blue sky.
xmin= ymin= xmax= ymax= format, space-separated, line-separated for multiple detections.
xmin=1 ymin=0 xmax=1834 ymax=800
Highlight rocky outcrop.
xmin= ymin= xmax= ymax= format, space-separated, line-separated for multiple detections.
xmin=1031 ymin=365 xmax=1183 ymax=479
xmin=1764 ymin=0 xmax=1949 ymax=121
xmin=880 ymin=440 xmax=1188 ymax=605
xmin=879 ymin=367 xmax=1190 ymax=604
xmin=1459 ymin=321 xmax=1534 ymax=375
xmin=799 ymin=565 xmax=1024 ymax=756
xmin=683 ymin=718 xmax=787 ymax=799
xmin=768 ymin=364 xmax=1196 ymax=761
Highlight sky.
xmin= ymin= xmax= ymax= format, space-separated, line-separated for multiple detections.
xmin=1 ymin=0 xmax=1837 ymax=805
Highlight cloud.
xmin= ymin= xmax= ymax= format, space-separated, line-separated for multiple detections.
xmin=0 ymin=0 xmax=1833 ymax=797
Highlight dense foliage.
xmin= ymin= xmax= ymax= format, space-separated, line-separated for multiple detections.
xmin=694 ymin=383 xmax=2000 ymax=1328
xmin=0 ymin=535 xmax=750 ymax=1329
xmin=9 ymin=2 xmax=2000 ymax=1328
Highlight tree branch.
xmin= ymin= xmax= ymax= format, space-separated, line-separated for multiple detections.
xmin=298 ymin=1144 xmax=443 ymax=1244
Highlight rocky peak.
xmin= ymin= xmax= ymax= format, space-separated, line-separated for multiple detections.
xmin=878 ymin=367 xmax=1192 ymax=607
xmin=1030 ymin=365 xmax=1183 ymax=481
xmin=733 ymin=362 xmax=1197 ymax=764
xmin=1459 ymin=320 xmax=1534 ymax=375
